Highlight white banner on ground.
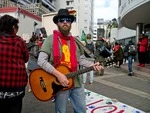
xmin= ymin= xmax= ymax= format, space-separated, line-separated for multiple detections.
xmin=85 ymin=89 xmax=145 ymax=113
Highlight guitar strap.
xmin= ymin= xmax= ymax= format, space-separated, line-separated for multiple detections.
xmin=74 ymin=37 xmax=95 ymax=59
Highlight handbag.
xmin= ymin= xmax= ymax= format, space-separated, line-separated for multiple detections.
xmin=27 ymin=59 xmax=39 ymax=71
xmin=27 ymin=44 xmax=40 ymax=71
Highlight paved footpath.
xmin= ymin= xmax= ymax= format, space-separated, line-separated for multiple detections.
xmin=22 ymin=62 xmax=150 ymax=113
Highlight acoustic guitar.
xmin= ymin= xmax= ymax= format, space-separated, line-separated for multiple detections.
xmin=29 ymin=56 xmax=115 ymax=101
xmin=29 ymin=65 xmax=96 ymax=101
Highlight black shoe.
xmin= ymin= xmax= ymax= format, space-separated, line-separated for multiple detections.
xmin=128 ymin=73 xmax=132 ymax=76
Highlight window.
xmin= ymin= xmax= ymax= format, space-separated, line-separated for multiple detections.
xmin=119 ymin=0 xmax=121 ymax=6
xmin=66 ymin=1 xmax=73 ymax=5
xmin=66 ymin=1 xmax=69 ymax=5
xmin=84 ymin=20 xmax=87 ymax=24
xmin=84 ymin=26 xmax=87 ymax=32
xmin=66 ymin=7 xmax=73 ymax=10
xmin=23 ymin=14 xmax=25 ymax=18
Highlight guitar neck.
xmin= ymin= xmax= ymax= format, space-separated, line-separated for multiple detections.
xmin=75 ymin=38 xmax=93 ymax=56
xmin=65 ymin=56 xmax=115 ymax=79
xmin=66 ymin=66 xmax=93 ymax=79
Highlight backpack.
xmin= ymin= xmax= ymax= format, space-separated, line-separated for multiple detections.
xmin=84 ymin=42 xmax=94 ymax=57
xmin=86 ymin=42 xmax=94 ymax=52
xmin=128 ymin=45 xmax=136 ymax=55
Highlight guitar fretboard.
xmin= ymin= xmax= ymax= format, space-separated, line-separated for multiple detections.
xmin=65 ymin=56 xmax=116 ymax=79
xmin=66 ymin=66 xmax=94 ymax=79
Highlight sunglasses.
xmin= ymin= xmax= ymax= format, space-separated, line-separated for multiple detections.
xmin=58 ymin=18 xmax=72 ymax=23
xmin=87 ymin=37 xmax=91 ymax=39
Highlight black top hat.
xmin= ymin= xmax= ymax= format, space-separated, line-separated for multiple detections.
xmin=53 ymin=9 xmax=75 ymax=24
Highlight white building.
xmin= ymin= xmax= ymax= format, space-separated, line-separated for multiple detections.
xmin=0 ymin=7 xmax=42 ymax=42
xmin=118 ymin=0 xmax=150 ymax=45
xmin=1 ymin=0 xmax=95 ymax=41
xmin=54 ymin=0 xmax=94 ymax=38
xmin=93 ymin=18 xmax=118 ymax=43
xmin=0 ymin=0 xmax=56 ymax=42
xmin=93 ymin=24 xmax=98 ymax=42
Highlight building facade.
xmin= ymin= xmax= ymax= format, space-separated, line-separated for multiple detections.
xmin=0 ymin=0 xmax=56 ymax=42
xmin=118 ymin=0 xmax=150 ymax=45
xmin=0 ymin=0 xmax=95 ymax=41
xmin=54 ymin=0 xmax=94 ymax=38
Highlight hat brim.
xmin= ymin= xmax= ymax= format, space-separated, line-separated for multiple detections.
xmin=53 ymin=15 xmax=75 ymax=24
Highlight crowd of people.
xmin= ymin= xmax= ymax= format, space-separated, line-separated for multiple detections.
xmin=0 ymin=8 xmax=149 ymax=113
xmin=85 ymin=33 xmax=149 ymax=77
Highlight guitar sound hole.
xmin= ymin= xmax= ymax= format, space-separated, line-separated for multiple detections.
xmin=40 ymin=77 xmax=47 ymax=92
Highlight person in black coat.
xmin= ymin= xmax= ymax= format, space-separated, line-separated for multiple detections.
xmin=124 ymin=40 xmax=136 ymax=76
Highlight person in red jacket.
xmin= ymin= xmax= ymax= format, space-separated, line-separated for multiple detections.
xmin=137 ymin=34 xmax=148 ymax=67
xmin=113 ymin=42 xmax=123 ymax=68
xmin=0 ymin=15 xmax=29 ymax=113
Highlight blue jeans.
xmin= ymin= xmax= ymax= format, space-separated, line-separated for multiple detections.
xmin=83 ymin=71 xmax=94 ymax=83
xmin=55 ymin=86 xmax=86 ymax=113
xmin=128 ymin=56 xmax=134 ymax=73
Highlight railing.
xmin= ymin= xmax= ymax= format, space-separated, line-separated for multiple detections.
xmin=0 ymin=0 xmax=50 ymax=16
xmin=21 ymin=3 xmax=50 ymax=16
xmin=0 ymin=0 xmax=16 ymax=8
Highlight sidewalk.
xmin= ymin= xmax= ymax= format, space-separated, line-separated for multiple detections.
xmin=22 ymin=62 xmax=150 ymax=113
xmin=119 ymin=62 xmax=150 ymax=80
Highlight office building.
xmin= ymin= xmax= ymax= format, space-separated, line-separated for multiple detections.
xmin=118 ymin=0 xmax=150 ymax=45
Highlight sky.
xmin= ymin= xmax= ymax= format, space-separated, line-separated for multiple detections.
xmin=94 ymin=0 xmax=118 ymax=22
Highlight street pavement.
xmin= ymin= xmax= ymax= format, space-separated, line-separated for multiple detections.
xmin=22 ymin=62 xmax=150 ymax=113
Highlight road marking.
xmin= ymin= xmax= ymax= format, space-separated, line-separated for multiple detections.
xmin=94 ymin=79 xmax=150 ymax=100
xmin=95 ymin=72 xmax=125 ymax=79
